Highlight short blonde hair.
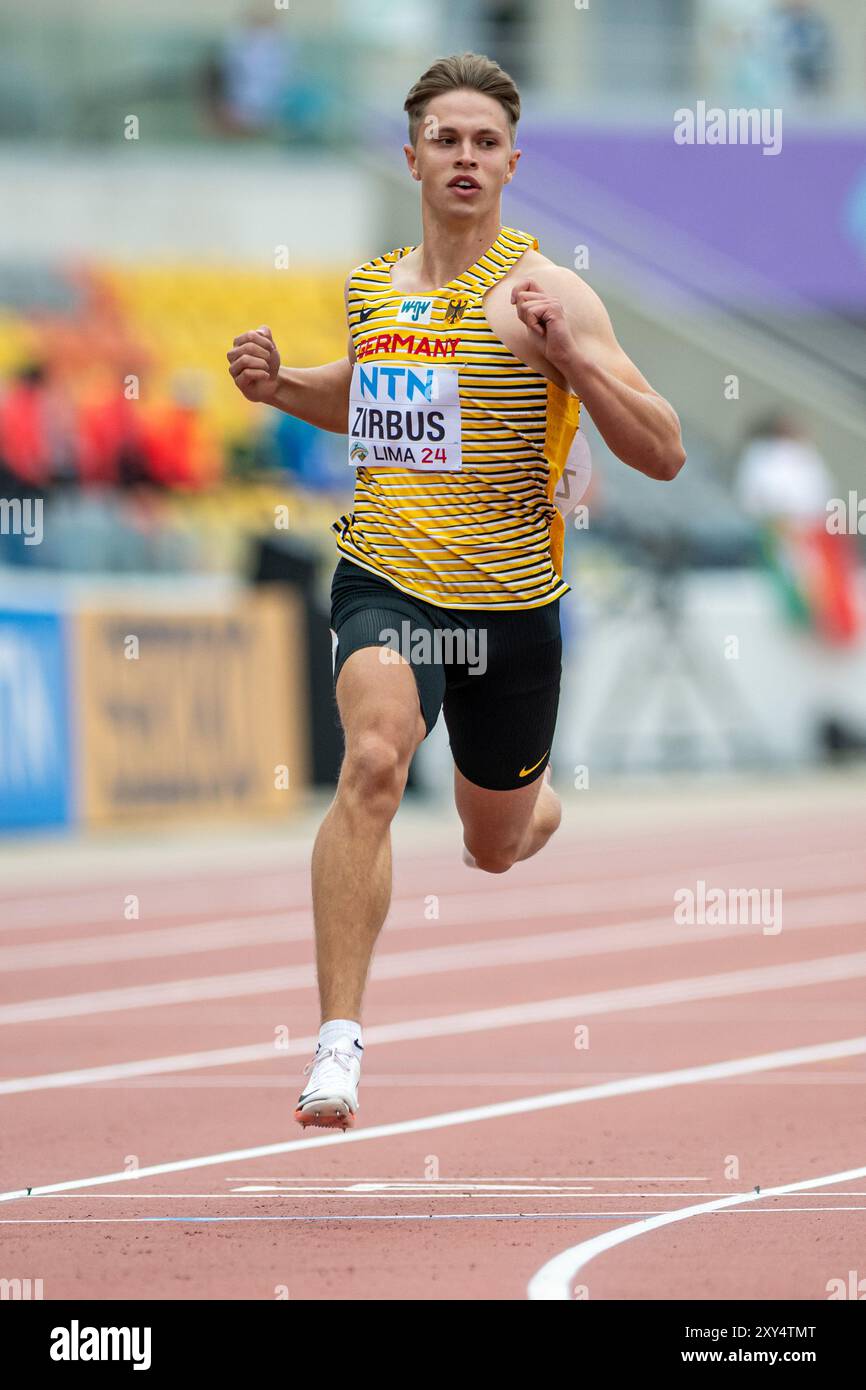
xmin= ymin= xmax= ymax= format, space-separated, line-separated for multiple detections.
xmin=403 ymin=52 xmax=520 ymax=147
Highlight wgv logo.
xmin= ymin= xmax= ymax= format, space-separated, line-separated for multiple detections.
xmin=358 ymin=365 xmax=435 ymax=403
xmin=397 ymin=297 xmax=433 ymax=325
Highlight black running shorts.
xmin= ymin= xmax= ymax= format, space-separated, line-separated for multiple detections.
xmin=329 ymin=557 xmax=562 ymax=791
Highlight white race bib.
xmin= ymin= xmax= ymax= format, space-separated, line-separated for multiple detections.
xmin=348 ymin=363 xmax=462 ymax=472
xmin=554 ymin=430 xmax=592 ymax=516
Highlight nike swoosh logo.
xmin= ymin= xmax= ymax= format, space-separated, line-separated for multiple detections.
xmin=358 ymin=304 xmax=373 ymax=322
xmin=518 ymin=751 xmax=549 ymax=778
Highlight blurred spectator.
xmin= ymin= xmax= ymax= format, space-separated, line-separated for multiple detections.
xmin=0 ymin=363 xmax=75 ymax=496
xmin=77 ymin=373 xmax=149 ymax=489
xmin=699 ymin=1 xmax=779 ymax=106
xmin=769 ymin=1 xmax=834 ymax=96
xmin=736 ymin=411 xmax=833 ymax=524
xmin=142 ymin=374 xmax=221 ymax=492
xmin=701 ymin=0 xmax=835 ymax=106
xmin=736 ymin=413 xmax=859 ymax=645
xmin=271 ymin=411 xmax=346 ymax=492
xmin=204 ymin=8 xmax=292 ymax=137
xmin=202 ymin=6 xmax=334 ymax=142
xmin=478 ymin=2 xmax=531 ymax=86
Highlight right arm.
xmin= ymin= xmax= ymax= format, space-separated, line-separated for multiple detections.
xmin=271 ymin=355 xmax=353 ymax=433
xmin=226 ymin=278 xmax=356 ymax=435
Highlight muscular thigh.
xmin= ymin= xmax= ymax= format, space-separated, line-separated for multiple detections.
xmin=330 ymin=558 xmax=447 ymax=755
xmin=453 ymin=761 xmax=548 ymax=860
xmin=443 ymin=598 xmax=562 ymax=795
xmin=335 ymin=645 xmax=426 ymax=755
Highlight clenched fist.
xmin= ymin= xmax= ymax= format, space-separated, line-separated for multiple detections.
xmin=510 ymin=279 xmax=576 ymax=368
xmin=227 ymin=325 xmax=281 ymax=403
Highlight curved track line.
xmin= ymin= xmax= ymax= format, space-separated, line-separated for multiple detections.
xmin=527 ymin=1163 xmax=866 ymax=1300
xmin=1 ymin=1034 xmax=864 ymax=1207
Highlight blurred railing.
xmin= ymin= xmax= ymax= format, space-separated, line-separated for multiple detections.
xmin=0 ymin=20 xmax=354 ymax=144
xmin=1 ymin=8 xmax=861 ymax=143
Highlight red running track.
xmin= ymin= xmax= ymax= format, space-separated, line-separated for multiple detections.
xmin=0 ymin=786 xmax=865 ymax=1300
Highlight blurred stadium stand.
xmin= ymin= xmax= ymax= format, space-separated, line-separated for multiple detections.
xmin=1 ymin=0 xmax=865 ymax=822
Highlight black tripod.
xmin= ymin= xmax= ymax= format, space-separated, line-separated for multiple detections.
xmin=579 ymin=528 xmax=773 ymax=772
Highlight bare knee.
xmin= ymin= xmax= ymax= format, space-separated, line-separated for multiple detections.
xmin=340 ymin=729 xmax=413 ymax=822
xmin=537 ymin=788 xmax=563 ymax=839
xmin=467 ymin=840 xmax=521 ymax=874
xmin=464 ymin=784 xmax=562 ymax=873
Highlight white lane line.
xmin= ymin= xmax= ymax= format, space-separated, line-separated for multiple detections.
xmin=2 ymin=1034 xmax=864 ymax=1207
xmin=1 ymin=1191 xmax=580 ymax=1200
xmin=527 ymin=1162 xmax=866 ymax=1300
xmin=4 ymin=954 xmax=866 ymax=1094
xmin=4 ymin=873 xmax=866 ymax=971
xmin=2 ymin=843 xmax=862 ymax=938
xmin=0 ymin=877 xmax=300 ymax=932
xmin=0 ymin=1216 xmax=704 ymax=1226
xmin=4 ymin=1208 xmax=866 ymax=1225
xmin=20 ymin=1067 xmax=856 ymax=1092
xmin=221 ymin=1175 xmax=710 ymax=1182
xmin=0 ymin=914 xmax=313 ymax=970
xmin=226 ymin=1187 xmax=866 ymax=1199
xmin=0 ymin=829 xmax=852 ymax=923
xmin=4 ymin=884 xmax=866 ymax=1023
xmin=12 ymin=1189 xmax=866 ymax=1199
xmin=0 ymin=1192 xmax=683 ymax=1200
xmin=221 ymin=1175 xmax=711 ymax=1182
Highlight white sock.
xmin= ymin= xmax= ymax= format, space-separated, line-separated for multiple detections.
xmin=318 ymin=1018 xmax=363 ymax=1060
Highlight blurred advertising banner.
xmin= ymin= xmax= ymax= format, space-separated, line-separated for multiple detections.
xmin=75 ymin=591 xmax=307 ymax=825
xmin=0 ymin=610 xmax=72 ymax=831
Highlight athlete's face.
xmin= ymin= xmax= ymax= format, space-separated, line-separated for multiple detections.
xmin=404 ymin=90 xmax=520 ymax=217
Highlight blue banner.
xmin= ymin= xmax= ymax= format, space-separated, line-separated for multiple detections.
xmin=0 ymin=610 xmax=72 ymax=830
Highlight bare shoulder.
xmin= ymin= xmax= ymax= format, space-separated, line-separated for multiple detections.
xmin=510 ymin=246 xmax=556 ymax=274
xmin=516 ymin=253 xmax=602 ymax=301
xmin=503 ymin=247 xmax=559 ymax=285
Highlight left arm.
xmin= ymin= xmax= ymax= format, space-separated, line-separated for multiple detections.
xmin=511 ymin=270 xmax=686 ymax=482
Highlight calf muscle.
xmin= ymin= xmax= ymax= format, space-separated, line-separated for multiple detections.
xmin=311 ymin=646 xmax=424 ymax=1021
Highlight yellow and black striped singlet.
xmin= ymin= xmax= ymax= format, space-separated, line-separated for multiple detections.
xmin=331 ymin=226 xmax=580 ymax=610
